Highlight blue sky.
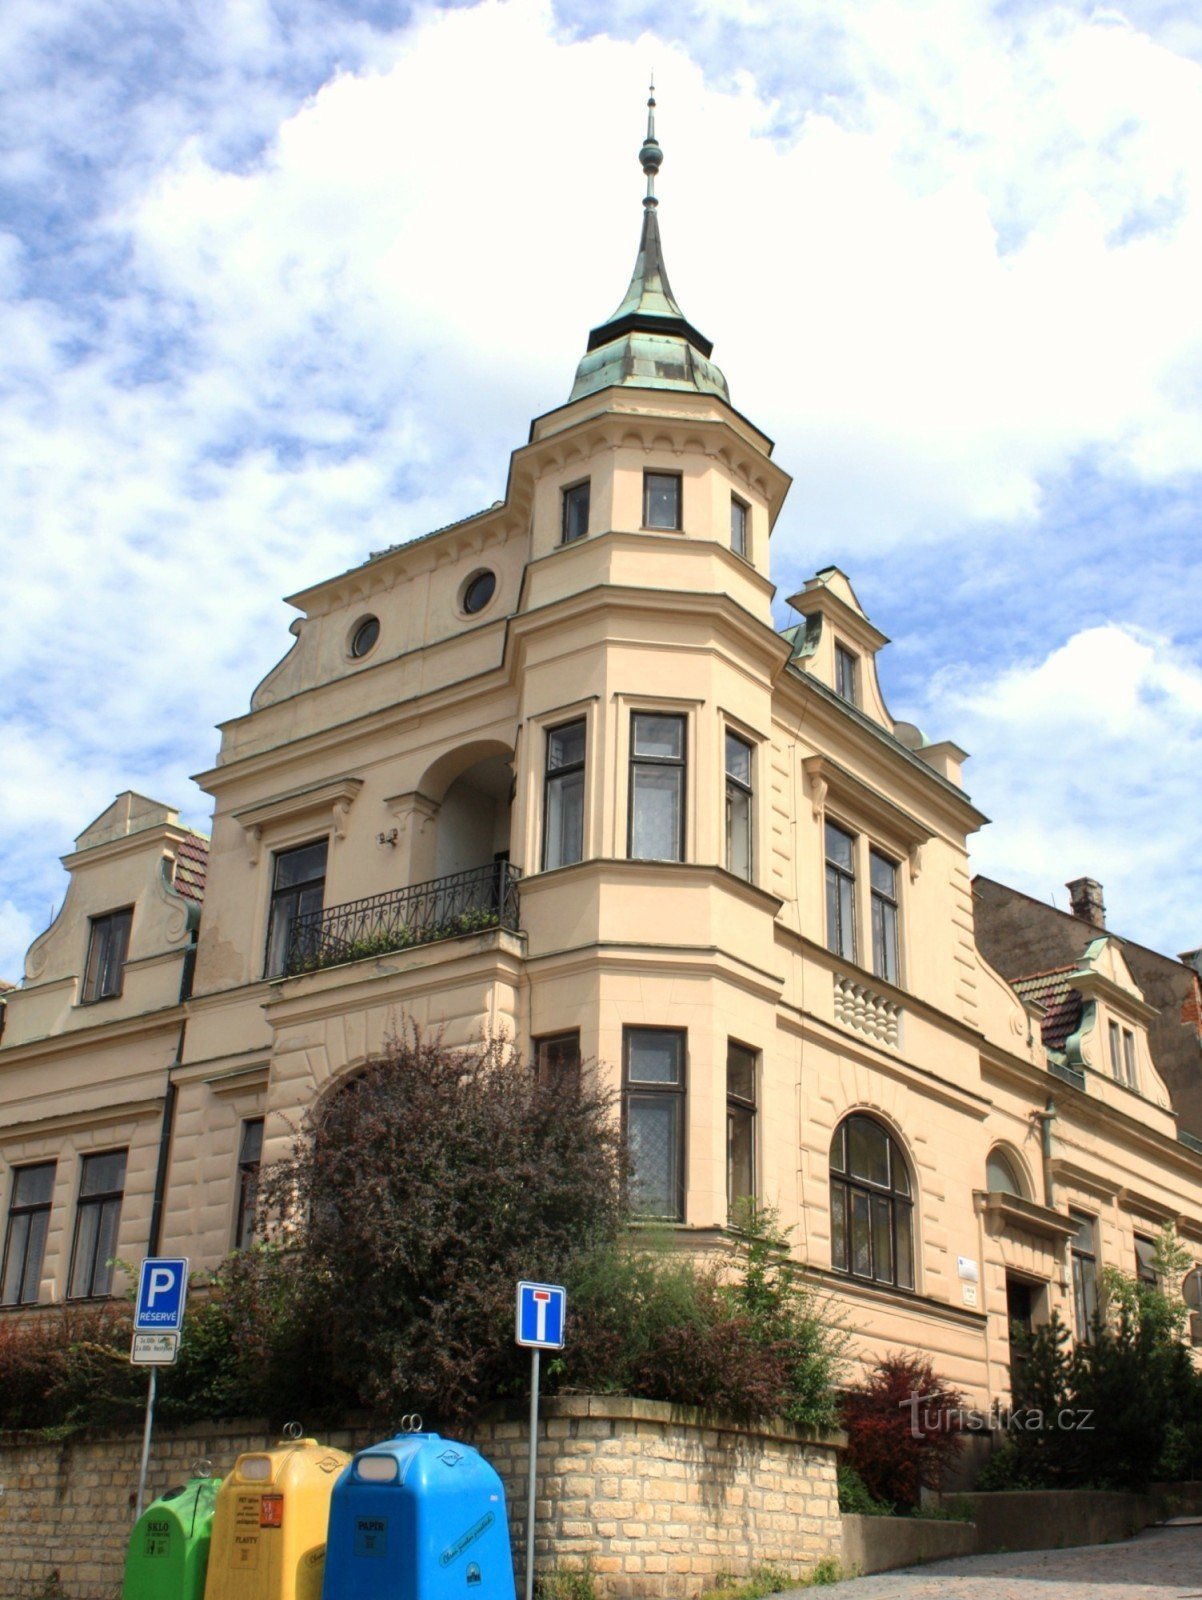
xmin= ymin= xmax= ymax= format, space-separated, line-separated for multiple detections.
xmin=2 ymin=0 xmax=1201 ymax=977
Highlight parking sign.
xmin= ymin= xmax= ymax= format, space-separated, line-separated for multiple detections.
xmin=515 ymin=1280 xmax=566 ymax=1349
xmin=134 ymin=1257 xmax=189 ymax=1332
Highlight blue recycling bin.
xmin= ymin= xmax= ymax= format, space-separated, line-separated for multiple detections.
xmin=322 ymin=1433 xmax=516 ymax=1600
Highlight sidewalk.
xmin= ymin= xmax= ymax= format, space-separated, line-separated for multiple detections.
xmin=778 ymin=1521 xmax=1202 ymax=1599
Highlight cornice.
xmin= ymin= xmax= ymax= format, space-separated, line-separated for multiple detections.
xmin=978 ymin=1191 xmax=1079 ymax=1243
xmin=232 ymin=776 xmax=363 ymax=863
xmin=0 ymin=1095 xmax=164 ymax=1142
xmin=0 ymin=1004 xmax=184 ymax=1064
xmin=802 ymin=753 xmax=935 ymax=879
xmin=61 ymin=822 xmax=198 ymax=873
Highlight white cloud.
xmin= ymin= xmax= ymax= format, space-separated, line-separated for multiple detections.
xmin=926 ymin=624 xmax=1202 ymax=958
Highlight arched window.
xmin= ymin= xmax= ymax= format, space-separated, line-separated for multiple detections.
xmin=830 ymin=1114 xmax=914 ymax=1290
xmin=986 ymin=1148 xmax=1025 ymax=1198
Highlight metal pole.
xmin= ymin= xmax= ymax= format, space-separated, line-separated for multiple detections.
xmin=135 ymin=1367 xmax=157 ymax=1521
xmin=525 ymin=1346 xmax=540 ymax=1600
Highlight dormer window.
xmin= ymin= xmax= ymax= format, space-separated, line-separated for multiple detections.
xmin=1108 ymin=1020 xmax=1138 ymax=1088
xmin=562 ymin=480 xmax=590 ymax=544
xmin=835 ymin=644 xmax=858 ymax=705
xmin=82 ymin=908 xmax=132 ymax=1003
xmin=643 ymin=472 xmax=681 ymax=530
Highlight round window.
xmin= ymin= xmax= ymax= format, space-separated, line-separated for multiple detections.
xmin=461 ymin=570 xmax=497 ymax=615
xmin=349 ymin=615 xmax=380 ymax=658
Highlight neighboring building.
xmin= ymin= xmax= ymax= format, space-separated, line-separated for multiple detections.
xmin=975 ymin=875 xmax=1202 ymax=1142
xmin=3 ymin=105 xmax=1202 ymax=1405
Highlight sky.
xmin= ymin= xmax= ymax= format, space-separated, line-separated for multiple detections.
xmin=1 ymin=0 xmax=1200 ymax=979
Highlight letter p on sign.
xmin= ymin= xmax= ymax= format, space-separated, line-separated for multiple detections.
xmin=135 ymin=1258 xmax=189 ymax=1332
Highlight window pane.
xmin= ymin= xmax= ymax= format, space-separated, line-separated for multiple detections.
xmin=1109 ymin=1021 xmax=1122 ymax=1079
xmin=548 ymin=720 xmax=586 ymax=771
xmin=239 ymin=1119 xmax=265 ymax=1165
xmin=644 ymin=473 xmax=680 ymax=529
xmin=831 ymin=1181 xmax=848 ymax=1269
xmin=730 ymin=497 xmax=747 ymax=556
xmin=545 ymin=770 xmax=585 ymax=869
xmin=70 ymin=1204 xmax=101 ymax=1297
xmin=838 ymin=876 xmax=856 ymax=960
xmin=895 ymin=1204 xmax=914 ymax=1289
xmin=847 ymin=1118 xmax=890 ymax=1187
xmin=92 ymin=1198 xmax=121 ymax=1295
xmin=80 ymin=1151 xmax=126 ymax=1196
xmin=873 ymin=1194 xmax=894 ymax=1282
xmin=726 ymin=784 xmax=751 ymax=880
xmin=268 ymin=899 xmax=299 ymax=976
xmin=835 ymin=645 xmax=857 ymax=703
xmin=869 ymin=851 xmax=896 ymax=898
xmin=872 ymin=895 xmax=898 ymax=984
xmin=562 ymin=481 xmax=590 ymax=542
xmin=632 ymin=714 xmax=683 ymax=760
xmin=536 ymin=1032 xmax=582 ymax=1090
xmin=851 ymin=1190 xmax=872 ymax=1277
xmin=1135 ymin=1235 xmax=1158 ymax=1284
xmin=725 ymin=732 xmax=751 ymax=786
xmin=19 ymin=1208 xmax=49 ymax=1302
xmin=628 ymin=1030 xmax=683 ymax=1085
xmin=2 ymin=1214 xmax=31 ymax=1304
xmin=1123 ymin=1031 xmax=1137 ymax=1087
xmin=829 ymin=1123 xmax=847 ymax=1174
xmin=727 ymin=1043 xmax=756 ymax=1104
xmin=14 ymin=1164 xmax=54 ymax=1207
xmin=273 ymin=840 xmax=328 ymax=890
xmin=1071 ymin=1212 xmax=1095 ymax=1254
xmin=628 ymin=1095 xmax=680 ymax=1217
xmin=728 ymin=1104 xmax=754 ymax=1211
xmin=825 ymin=865 xmax=841 ymax=953
xmin=631 ymin=766 xmax=682 ymax=860
xmin=891 ymin=1143 xmax=911 ymax=1196
xmin=986 ymin=1151 xmax=1022 ymax=1195
xmin=825 ymin=822 xmax=854 ymax=871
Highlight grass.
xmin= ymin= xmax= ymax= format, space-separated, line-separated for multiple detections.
xmin=695 ymin=1558 xmax=844 ymax=1598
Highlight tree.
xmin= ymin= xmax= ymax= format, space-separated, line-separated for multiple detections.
xmin=258 ymin=1025 xmax=626 ymax=1424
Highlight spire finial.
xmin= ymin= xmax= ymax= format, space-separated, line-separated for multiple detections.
xmin=639 ymin=75 xmax=662 ymax=209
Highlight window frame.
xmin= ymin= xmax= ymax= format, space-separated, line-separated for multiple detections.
xmin=1 ymin=1162 xmax=56 ymax=1307
xmin=542 ymin=717 xmax=587 ymax=871
xmin=724 ymin=730 xmax=754 ymax=882
xmin=642 ymin=470 xmax=682 ymax=531
xmin=67 ymin=1149 xmax=127 ymax=1301
xmin=730 ymin=495 xmax=749 ymax=559
xmin=561 ymin=479 xmax=591 ymax=544
xmin=234 ymin=1118 xmax=265 ymax=1252
xmin=829 ymin=1113 xmax=915 ymax=1291
xmin=628 ymin=711 xmax=687 ymax=862
xmin=622 ymin=1026 xmax=687 ymax=1222
xmin=264 ymin=837 xmax=329 ymax=978
xmin=726 ymin=1041 xmax=757 ymax=1219
xmin=834 ymin=643 xmax=859 ymax=705
xmin=81 ymin=907 xmax=133 ymax=1003
xmin=824 ymin=820 xmax=858 ymax=962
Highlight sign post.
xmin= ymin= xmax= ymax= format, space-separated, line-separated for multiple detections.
xmin=131 ymin=1257 xmax=189 ymax=1520
xmin=515 ymin=1280 xmax=566 ymax=1600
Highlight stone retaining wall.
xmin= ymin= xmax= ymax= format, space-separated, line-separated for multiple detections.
xmin=0 ymin=1401 xmax=844 ymax=1600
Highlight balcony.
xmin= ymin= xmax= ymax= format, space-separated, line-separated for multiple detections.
xmin=285 ymin=862 xmax=522 ymax=976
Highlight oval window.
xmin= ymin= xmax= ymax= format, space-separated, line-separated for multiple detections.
xmin=462 ymin=570 xmax=497 ymax=615
xmin=349 ymin=615 xmax=380 ymax=658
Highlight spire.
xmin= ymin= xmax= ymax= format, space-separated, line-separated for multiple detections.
xmin=569 ymin=85 xmax=729 ymax=404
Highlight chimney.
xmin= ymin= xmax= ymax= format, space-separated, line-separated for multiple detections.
xmin=1067 ymin=878 xmax=1106 ymax=929
xmin=1181 ymin=949 xmax=1202 ymax=977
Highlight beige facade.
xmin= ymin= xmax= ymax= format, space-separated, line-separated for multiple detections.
xmin=3 ymin=124 xmax=1201 ymax=1407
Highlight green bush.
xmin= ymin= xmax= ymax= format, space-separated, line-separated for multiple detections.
xmin=837 ymin=1464 xmax=894 ymax=1516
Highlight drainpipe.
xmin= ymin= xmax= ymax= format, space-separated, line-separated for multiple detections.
xmin=1036 ymin=1097 xmax=1056 ymax=1208
xmin=147 ymin=1017 xmax=186 ymax=1255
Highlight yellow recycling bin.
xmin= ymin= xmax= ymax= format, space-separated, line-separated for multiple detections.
xmin=205 ymin=1434 xmax=350 ymax=1600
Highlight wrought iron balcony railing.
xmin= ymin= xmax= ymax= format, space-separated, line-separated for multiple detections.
xmin=286 ymin=861 xmax=521 ymax=976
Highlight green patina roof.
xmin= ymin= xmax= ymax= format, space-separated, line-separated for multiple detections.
xmin=570 ymin=89 xmax=729 ymax=405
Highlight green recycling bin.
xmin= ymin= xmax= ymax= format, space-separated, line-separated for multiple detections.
xmin=122 ymin=1471 xmax=223 ymax=1600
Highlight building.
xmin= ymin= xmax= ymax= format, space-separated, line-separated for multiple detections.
xmin=3 ymin=101 xmax=1202 ymax=1406
xmin=975 ymin=874 xmax=1202 ymax=1143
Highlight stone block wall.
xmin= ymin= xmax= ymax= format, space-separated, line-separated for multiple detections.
xmin=0 ymin=1401 xmax=843 ymax=1600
